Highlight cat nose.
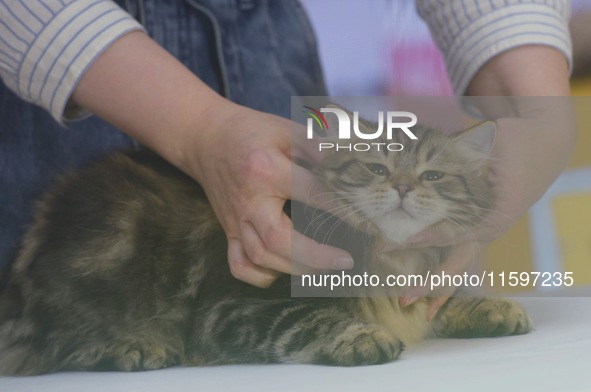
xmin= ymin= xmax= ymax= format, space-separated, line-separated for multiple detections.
xmin=394 ymin=184 xmax=412 ymax=198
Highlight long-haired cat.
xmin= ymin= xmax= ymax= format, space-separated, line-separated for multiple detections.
xmin=0 ymin=110 xmax=531 ymax=375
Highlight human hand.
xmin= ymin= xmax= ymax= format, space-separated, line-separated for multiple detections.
xmin=397 ymin=44 xmax=573 ymax=315
xmin=400 ymin=242 xmax=483 ymax=320
xmin=399 ymin=98 xmax=576 ymax=316
xmin=181 ymin=102 xmax=353 ymax=287
xmin=71 ymin=31 xmax=352 ymax=288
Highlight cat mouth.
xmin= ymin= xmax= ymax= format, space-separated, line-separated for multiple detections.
xmin=390 ymin=205 xmax=414 ymax=218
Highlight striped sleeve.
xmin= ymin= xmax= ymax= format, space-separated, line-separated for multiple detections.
xmin=0 ymin=0 xmax=144 ymax=123
xmin=415 ymin=0 xmax=572 ymax=95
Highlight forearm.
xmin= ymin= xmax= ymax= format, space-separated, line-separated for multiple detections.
xmin=71 ymin=30 xmax=235 ymax=180
xmin=467 ymin=45 xmax=575 ymax=206
xmin=467 ymin=46 xmax=576 ymax=219
xmin=465 ymin=46 xmax=571 ymax=96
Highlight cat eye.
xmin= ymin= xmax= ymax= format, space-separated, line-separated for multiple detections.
xmin=366 ymin=163 xmax=389 ymax=176
xmin=421 ymin=170 xmax=444 ymax=181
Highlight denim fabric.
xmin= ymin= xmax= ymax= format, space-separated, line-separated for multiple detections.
xmin=0 ymin=0 xmax=327 ymax=267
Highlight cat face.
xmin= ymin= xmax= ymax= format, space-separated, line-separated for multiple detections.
xmin=314 ymin=112 xmax=496 ymax=244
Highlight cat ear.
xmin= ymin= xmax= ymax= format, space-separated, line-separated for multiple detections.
xmin=324 ymin=103 xmax=353 ymax=133
xmin=457 ymin=121 xmax=497 ymax=155
xmin=325 ymin=103 xmax=351 ymax=113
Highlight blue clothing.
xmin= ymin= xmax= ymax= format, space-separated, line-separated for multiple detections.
xmin=0 ymin=0 xmax=327 ymax=267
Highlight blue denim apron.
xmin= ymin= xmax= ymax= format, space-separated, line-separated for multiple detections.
xmin=0 ymin=0 xmax=327 ymax=267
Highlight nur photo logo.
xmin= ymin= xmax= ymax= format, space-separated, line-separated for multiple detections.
xmin=303 ymin=105 xmax=418 ymax=152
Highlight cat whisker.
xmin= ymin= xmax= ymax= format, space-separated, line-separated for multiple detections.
xmin=319 ymin=205 xmax=374 ymax=247
xmin=305 ymin=195 xmax=375 ymax=225
xmin=309 ymin=200 xmax=376 ymax=243
xmin=302 ymin=193 xmax=356 ymax=214
xmin=304 ymin=200 xmax=364 ymax=233
xmin=303 ymin=197 xmax=364 ymax=225
xmin=420 ymin=209 xmax=478 ymax=243
xmin=314 ymin=200 xmax=374 ymax=245
xmin=443 ymin=206 xmax=507 ymax=239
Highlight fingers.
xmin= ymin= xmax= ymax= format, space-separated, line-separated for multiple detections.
xmin=291 ymin=230 xmax=354 ymax=270
xmin=246 ymin=202 xmax=354 ymax=270
xmin=381 ymin=227 xmax=465 ymax=252
xmin=222 ymin=145 xmax=355 ymax=286
xmin=426 ymin=297 xmax=448 ymax=320
xmin=383 ymin=219 xmax=502 ymax=252
xmin=290 ymin=165 xmax=343 ymax=213
xmin=241 ymin=158 xmax=355 ymax=272
xmin=227 ymin=238 xmax=282 ymax=288
xmin=290 ymin=122 xmax=324 ymax=163
xmin=261 ymin=150 xmax=333 ymax=212
xmin=400 ymin=242 xmax=482 ymax=319
xmin=286 ymin=164 xmax=360 ymax=228
xmin=404 ymin=227 xmax=454 ymax=248
xmin=239 ymin=221 xmax=292 ymax=274
xmin=229 ymin=196 xmax=354 ymax=286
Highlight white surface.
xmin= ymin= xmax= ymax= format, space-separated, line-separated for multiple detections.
xmin=1 ymin=294 xmax=590 ymax=392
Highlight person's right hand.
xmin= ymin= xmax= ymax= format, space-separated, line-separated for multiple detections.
xmin=178 ymin=102 xmax=354 ymax=287
xmin=72 ymin=31 xmax=353 ymax=288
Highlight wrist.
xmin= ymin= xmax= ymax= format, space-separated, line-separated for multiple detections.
xmin=71 ymin=30 xmax=239 ymax=182
xmin=174 ymin=96 xmax=244 ymax=184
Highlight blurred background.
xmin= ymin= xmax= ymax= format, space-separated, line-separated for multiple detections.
xmin=301 ymin=0 xmax=453 ymax=96
xmin=301 ymin=0 xmax=591 ymax=95
xmin=300 ymin=0 xmax=591 ymax=293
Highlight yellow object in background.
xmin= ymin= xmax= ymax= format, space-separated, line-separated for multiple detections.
xmin=484 ymin=93 xmax=591 ymax=293
xmin=571 ymin=78 xmax=591 ymax=97
xmin=553 ymin=194 xmax=591 ymax=287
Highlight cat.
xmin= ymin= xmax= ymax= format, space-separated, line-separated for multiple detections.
xmin=0 ymin=109 xmax=531 ymax=375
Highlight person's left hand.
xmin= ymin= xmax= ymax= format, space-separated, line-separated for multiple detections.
xmin=398 ymin=102 xmax=576 ymax=317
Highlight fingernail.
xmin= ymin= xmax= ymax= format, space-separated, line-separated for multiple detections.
xmin=332 ymin=256 xmax=354 ymax=270
xmin=428 ymin=306 xmax=440 ymax=321
xmin=406 ymin=233 xmax=427 ymax=245
xmin=400 ymin=296 xmax=418 ymax=307
xmin=380 ymin=243 xmax=398 ymax=252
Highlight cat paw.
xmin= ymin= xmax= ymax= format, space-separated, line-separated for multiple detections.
xmin=436 ymin=297 xmax=532 ymax=338
xmin=318 ymin=324 xmax=404 ymax=366
xmin=477 ymin=298 xmax=532 ymax=337
xmin=111 ymin=342 xmax=178 ymax=371
xmin=64 ymin=344 xmax=108 ymax=369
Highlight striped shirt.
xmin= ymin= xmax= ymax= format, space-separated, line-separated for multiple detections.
xmin=0 ymin=0 xmax=143 ymax=123
xmin=415 ymin=0 xmax=572 ymax=95
xmin=0 ymin=0 xmax=572 ymax=123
